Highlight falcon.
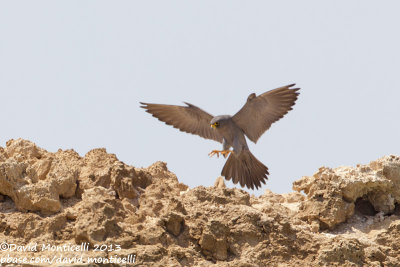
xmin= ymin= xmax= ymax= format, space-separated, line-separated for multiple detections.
xmin=140 ymin=84 xmax=300 ymax=190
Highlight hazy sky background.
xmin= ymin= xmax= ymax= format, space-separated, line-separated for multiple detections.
xmin=1 ymin=1 xmax=399 ymax=195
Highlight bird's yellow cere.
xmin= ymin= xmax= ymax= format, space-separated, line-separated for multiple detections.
xmin=211 ymin=122 xmax=219 ymax=128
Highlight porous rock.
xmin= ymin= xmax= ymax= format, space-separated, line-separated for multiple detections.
xmin=0 ymin=139 xmax=399 ymax=266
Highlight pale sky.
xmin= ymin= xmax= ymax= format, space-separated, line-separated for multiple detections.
xmin=1 ymin=1 xmax=399 ymax=195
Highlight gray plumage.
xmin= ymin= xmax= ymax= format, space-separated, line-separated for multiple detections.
xmin=140 ymin=84 xmax=300 ymax=190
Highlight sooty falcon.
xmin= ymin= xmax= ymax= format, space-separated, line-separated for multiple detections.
xmin=140 ymin=84 xmax=300 ymax=190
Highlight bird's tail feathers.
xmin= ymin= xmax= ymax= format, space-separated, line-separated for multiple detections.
xmin=221 ymin=150 xmax=269 ymax=190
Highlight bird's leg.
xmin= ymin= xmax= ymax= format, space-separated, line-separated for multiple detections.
xmin=221 ymin=150 xmax=234 ymax=158
xmin=208 ymin=150 xmax=234 ymax=158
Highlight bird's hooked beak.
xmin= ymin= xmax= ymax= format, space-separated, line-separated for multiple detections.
xmin=211 ymin=123 xmax=217 ymax=129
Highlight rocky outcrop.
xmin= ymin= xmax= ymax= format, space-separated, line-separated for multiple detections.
xmin=0 ymin=139 xmax=399 ymax=266
xmin=293 ymin=155 xmax=400 ymax=231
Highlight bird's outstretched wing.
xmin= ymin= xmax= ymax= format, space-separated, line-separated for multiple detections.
xmin=232 ymin=84 xmax=300 ymax=143
xmin=140 ymin=102 xmax=223 ymax=143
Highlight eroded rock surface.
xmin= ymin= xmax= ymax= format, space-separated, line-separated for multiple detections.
xmin=293 ymin=155 xmax=400 ymax=231
xmin=0 ymin=139 xmax=399 ymax=266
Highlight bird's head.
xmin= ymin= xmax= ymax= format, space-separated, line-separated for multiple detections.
xmin=210 ymin=115 xmax=230 ymax=129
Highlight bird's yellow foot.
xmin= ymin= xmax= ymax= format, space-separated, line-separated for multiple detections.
xmin=221 ymin=150 xmax=233 ymax=158
xmin=208 ymin=150 xmax=234 ymax=158
xmin=208 ymin=150 xmax=221 ymax=157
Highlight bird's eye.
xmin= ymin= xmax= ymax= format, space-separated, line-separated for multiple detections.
xmin=215 ymin=122 xmax=220 ymax=126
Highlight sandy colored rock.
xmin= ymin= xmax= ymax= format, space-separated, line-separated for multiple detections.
xmin=199 ymin=220 xmax=229 ymax=261
xmin=0 ymin=139 xmax=143 ymax=214
xmin=293 ymin=155 xmax=400 ymax=230
xmin=164 ymin=212 xmax=184 ymax=237
xmin=73 ymin=186 xmax=125 ymax=244
xmin=0 ymin=139 xmax=399 ymax=266
xmin=214 ymin=176 xmax=226 ymax=188
xmin=317 ymin=237 xmax=365 ymax=266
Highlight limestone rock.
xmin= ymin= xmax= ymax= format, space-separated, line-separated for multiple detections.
xmin=199 ymin=220 xmax=229 ymax=261
xmin=0 ymin=139 xmax=399 ymax=266
xmin=317 ymin=238 xmax=365 ymax=266
xmin=74 ymin=187 xmax=124 ymax=244
xmin=0 ymin=138 xmax=144 ymax=214
xmin=214 ymin=176 xmax=226 ymax=188
xmin=164 ymin=212 xmax=184 ymax=236
xmin=293 ymin=155 xmax=400 ymax=230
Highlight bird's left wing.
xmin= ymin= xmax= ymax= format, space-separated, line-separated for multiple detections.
xmin=140 ymin=102 xmax=223 ymax=143
xmin=232 ymin=84 xmax=300 ymax=143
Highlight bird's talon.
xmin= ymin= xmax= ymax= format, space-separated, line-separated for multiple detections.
xmin=208 ymin=150 xmax=221 ymax=157
xmin=209 ymin=150 xmax=233 ymax=158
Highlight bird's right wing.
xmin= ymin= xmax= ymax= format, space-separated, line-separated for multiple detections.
xmin=140 ymin=102 xmax=223 ymax=143
xmin=232 ymin=84 xmax=300 ymax=143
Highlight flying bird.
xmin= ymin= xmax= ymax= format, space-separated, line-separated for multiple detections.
xmin=140 ymin=84 xmax=300 ymax=190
